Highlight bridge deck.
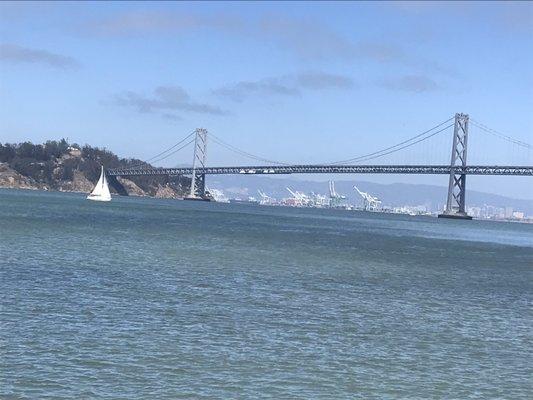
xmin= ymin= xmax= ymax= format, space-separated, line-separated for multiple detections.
xmin=108 ymin=165 xmax=533 ymax=176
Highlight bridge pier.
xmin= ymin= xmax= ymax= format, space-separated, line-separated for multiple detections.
xmin=439 ymin=113 xmax=472 ymax=220
xmin=187 ymin=173 xmax=209 ymax=199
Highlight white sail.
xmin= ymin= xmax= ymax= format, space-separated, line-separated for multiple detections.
xmin=87 ymin=166 xmax=112 ymax=202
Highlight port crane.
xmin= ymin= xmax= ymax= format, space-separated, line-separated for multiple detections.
xmin=286 ymin=187 xmax=309 ymax=207
xmin=353 ymin=185 xmax=382 ymax=211
xmin=257 ymin=190 xmax=275 ymax=205
xmin=328 ymin=181 xmax=346 ymax=208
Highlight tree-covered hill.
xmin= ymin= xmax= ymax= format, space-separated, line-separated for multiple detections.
xmin=0 ymin=139 xmax=190 ymax=197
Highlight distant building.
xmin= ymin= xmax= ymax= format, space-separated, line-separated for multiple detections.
xmin=67 ymin=146 xmax=81 ymax=157
xmin=467 ymin=206 xmax=482 ymax=218
xmin=512 ymin=211 xmax=524 ymax=220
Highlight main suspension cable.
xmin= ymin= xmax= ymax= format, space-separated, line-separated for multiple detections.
xmin=330 ymin=117 xmax=454 ymax=165
xmin=121 ymin=131 xmax=196 ymax=169
xmin=342 ymin=123 xmax=454 ymax=164
xmin=470 ymin=119 xmax=531 ymax=149
xmin=144 ymin=131 xmax=196 ymax=163
xmin=149 ymin=137 xmax=196 ymax=165
xmin=209 ymin=133 xmax=290 ymax=165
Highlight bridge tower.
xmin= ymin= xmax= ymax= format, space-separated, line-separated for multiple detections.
xmin=188 ymin=128 xmax=208 ymax=199
xmin=438 ymin=113 xmax=472 ymax=220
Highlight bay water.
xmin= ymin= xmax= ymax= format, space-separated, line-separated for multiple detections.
xmin=1 ymin=189 xmax=532 ymax=399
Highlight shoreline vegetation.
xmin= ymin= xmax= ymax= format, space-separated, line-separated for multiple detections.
xmin=0 ymin=139 xmax=191 ymax=198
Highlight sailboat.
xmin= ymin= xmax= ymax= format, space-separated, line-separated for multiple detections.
xmin=87 ymin=166 xmax=112 ymax=202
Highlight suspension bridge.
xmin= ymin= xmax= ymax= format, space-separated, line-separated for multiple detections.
xmin=107 ymin=113 xmax=533 ymax=220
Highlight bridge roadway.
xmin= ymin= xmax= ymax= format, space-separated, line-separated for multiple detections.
xmin=108 ymin=165 xmax=533 ymax=177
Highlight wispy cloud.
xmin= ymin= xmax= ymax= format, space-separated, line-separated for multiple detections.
xmin=499 ymin=3 xmax=533 ymax=33
xmin=161 ymin=113 xmax=182 ymax=121
xmin=256 ymin=17 xmax=407 ymax=63
xmin=390 ymin=1 xmax=533 ymax=34
xmin=214 ymin=72 xmax=355 ymax=102
xmin=0 ymin=43 xmax=79 ymax=69
xmin=379 ymin=75 xmax=438 ymax=93
xmin=114 ymin=86 xmax=227 ymax=116
xmin=86 ymin=11 xmax=443 ymax=70
xmin=90 ymin=11 xmax=242 ymax=36
xmin=214 ymin=80 xmax=298 ymax=102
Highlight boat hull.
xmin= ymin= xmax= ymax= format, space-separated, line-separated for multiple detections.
xmin=87 ymin=195 xmax=111 ymax=202
xmin=437 ymin=213 xmax=472 ymax=220
xmin=183 ymin=197 xmax=211 ymax=202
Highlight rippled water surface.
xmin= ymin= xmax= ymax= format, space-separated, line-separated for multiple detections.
xmin=1 ymin=189 xmax=532 ymax=399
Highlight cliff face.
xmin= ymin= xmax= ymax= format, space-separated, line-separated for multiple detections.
xmin=56 ymin=170 xmax=95 ymax=193
xmin=0 ymin=163 xmax=41 ymax=190
xmin=117 ymin=177 xmax=145 ymax=196
xmin=0 ymin=140 xmax=191 ymax=198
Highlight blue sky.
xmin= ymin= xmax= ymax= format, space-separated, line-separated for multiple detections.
xmin=1 ymin=1 xmax=532 ymax=199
